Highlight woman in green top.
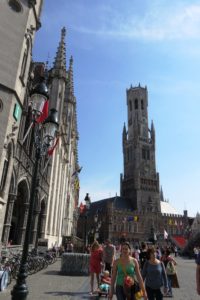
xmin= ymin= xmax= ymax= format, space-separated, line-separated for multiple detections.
xmin=109 ymin=242 xmax=147 ymax=300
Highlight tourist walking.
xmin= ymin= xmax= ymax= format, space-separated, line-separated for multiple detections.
xmin=103 ymin=239 xmax=116 ymax=274
xmin=161 ymin=249 xmax=178 ymax=297
xmin=139 ymin=242 xmax=148 ymax=271
xmin=196 ymin=251 xmax=200 ymax=295
xmin=65 ymin=241 xmax=74 ymax=253
xmin=109 ymin=241 xmax=147 ymax=300
xmin=89 ymin=240 xmax=103 ymax=295
xmin=194 ymin=246 xmax=199 ymax=260
xmin=132 ymin=245 xmax=140 ymax=262
xmin=174 ymin=246 xmax=178 ymax=257
xmin=142 ymin=247 xmax=168 ymax=300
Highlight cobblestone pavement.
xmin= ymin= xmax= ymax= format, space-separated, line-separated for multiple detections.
xmin=0 ymin=256 xmax=199 ymax=299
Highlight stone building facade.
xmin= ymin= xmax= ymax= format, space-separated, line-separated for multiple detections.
xmin=45 ymin=29 xmax=80 ymax=247
xmin=0 ymin=0 xmax=43 ymax=243
xmin=0 ymin=1 xmax=79 ymax=248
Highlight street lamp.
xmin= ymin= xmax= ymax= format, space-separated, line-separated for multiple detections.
xmin=84 ymin=193 xmax=91 ymax=248
xmin=94 ymin=210 xmax=102 ymax=241
xmin=11 ymin=80 xmax=59 ymax=300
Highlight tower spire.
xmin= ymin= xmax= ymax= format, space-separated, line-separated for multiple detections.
xmin=69 ymin=55 xmax=74 ymax=98
xmin=53 ymin=27 xmax=66 ymax=70
xmin=151 ymin=120 xmax=155 ymax=144
xmin=123 ymin=122 xmax=127 ymax=141
xmin=160 ymin=186 xmax=164 ymax=202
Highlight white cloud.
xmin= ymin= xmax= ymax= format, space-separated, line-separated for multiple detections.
xmin=72 ymin=3 xmax=200 ymax=41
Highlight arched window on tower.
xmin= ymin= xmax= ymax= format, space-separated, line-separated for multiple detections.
xmin=141 ymin=99 xmax=144 ymax=110
xmin=129 ymin=100 xmax=132 ymax=111
xmin=135 ymin=98 xmax=138 ymax=109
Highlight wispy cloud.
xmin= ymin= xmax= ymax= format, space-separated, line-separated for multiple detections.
xmin=71 ymin=3 xmax=200 ymax=41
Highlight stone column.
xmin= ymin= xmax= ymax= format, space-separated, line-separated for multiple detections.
xmin=30 ymin=208 xmax=40 ymax=246
xmin=40 ymin=212 xmax=47 ymax=239
xmin=2 ymin=193 xmax=17 ymax=244
xmin=18 ymin=202 xmax=29 ymax=245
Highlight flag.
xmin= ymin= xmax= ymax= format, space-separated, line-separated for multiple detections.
xmin=71 ymin=166 xmax=83 ymax=177
xmin=47 ymin=137 xmax=59 ymax=156
xmin=74 ymin=177 xmax=80 ymax=190
xmin=168 ymin=219 xmax=172 ymax=225
xmin=36 ymin=100 xmax=49 ymax=123
xmin=79 ymin=202 xmax=85 ymax=214
xmin=164 ymin=229 xmax=168 ymax=240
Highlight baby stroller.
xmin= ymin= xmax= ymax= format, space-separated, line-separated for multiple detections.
xmin=98 ymin=270 xmax=111 ymax=298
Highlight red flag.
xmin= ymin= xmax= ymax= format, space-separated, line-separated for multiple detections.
xmin=79 ymin=202 xmax=85 ymax=214
xmin=47 ymin=137 xmax=59 ymax=156
xmin=36 ymin=100 xmax=49 ymax=123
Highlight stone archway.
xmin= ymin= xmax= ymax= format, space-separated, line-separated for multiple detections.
xmin=1 ymin=172 xmax=17 ymax=244
xmin=9 ymin=179 xmax=30 ymax=245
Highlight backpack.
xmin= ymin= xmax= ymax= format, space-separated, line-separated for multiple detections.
xmin=166 ymin=261 xmax=176 ymax=275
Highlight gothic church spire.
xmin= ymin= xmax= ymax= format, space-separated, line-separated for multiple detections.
xmin=68 ymin=55 xmax=75 ymax=101
xmin=53 ymin=27 xmax=66 ymax=70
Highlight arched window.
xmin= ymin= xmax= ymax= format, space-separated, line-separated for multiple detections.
xmin=20 ymin=36 xmax=32 ymax=82
xmin=129 ymin=100 xmax=132 ymax=111
xmin=135 ymin=98 xmax=138 ymax=109
xmin=141 ymin=99 xmax=144 ymax=110
xmin=8 ymin=0 xmax=23 ymax=12
xmin=0 ymin=143 xmax=12 ymax=193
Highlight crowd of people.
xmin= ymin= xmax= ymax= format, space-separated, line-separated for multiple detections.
xmin=57 ymin=238 xmax=200 ymax=298
xmin=88 ymin=239 xmax=181 ymax=300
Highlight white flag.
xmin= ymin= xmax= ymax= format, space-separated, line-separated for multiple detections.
xmin=164 ymin=229 xmax=168 ymax=240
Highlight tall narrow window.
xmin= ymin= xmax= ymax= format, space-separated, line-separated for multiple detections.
xmin=142 ymin=148 xmax=146 ymax=159
xmin=141 ymin=99 xmax=144 ymax=110
xmin=20 ymin=37 xmax=31 ymax=82
xmin=0 ymin=143 xmax=11 ymax=193
xmin=135 ymin=98 xmax=138 ymax=109
xmin=129 ymin=100 xmax=132 ymax=111
xmin=0 ymin=159 xmax=9 ymax=192
xmin=147 ymin=149 xmax=150 ymax=160
xmin=20 ymin=48 xmax=27 ymax=80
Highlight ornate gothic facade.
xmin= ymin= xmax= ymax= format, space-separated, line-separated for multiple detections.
xmin=0 ymin=2 xmax=79 ymax=249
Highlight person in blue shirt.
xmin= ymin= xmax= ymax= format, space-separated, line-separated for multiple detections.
xmin=142 ymin=247 xmax=168 ymax=300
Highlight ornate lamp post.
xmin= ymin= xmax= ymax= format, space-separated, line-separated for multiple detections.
xmin=94 ymin=211 xmax=102 ymax=241
xmin=11 ymin=80 xmax=59 ymax=300
xmin=84 ymin=193 xmax=91 ymax=248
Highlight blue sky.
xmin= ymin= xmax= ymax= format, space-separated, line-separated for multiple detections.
xmin=33 ymin=0 xmax=200 ymax=217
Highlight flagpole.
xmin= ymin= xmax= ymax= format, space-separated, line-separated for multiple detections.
xmin=21 ymin=122 xmax=33 ymax=145
xmin=41 ymin=157 xmax=51 ymax=175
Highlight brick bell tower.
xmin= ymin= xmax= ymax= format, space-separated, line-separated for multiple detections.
xmin=120 ymin=84 xmax=161 ymax=214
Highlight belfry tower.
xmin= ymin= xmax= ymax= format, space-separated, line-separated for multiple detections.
xmin=121 ymin=85 xmax=161 ymax=214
